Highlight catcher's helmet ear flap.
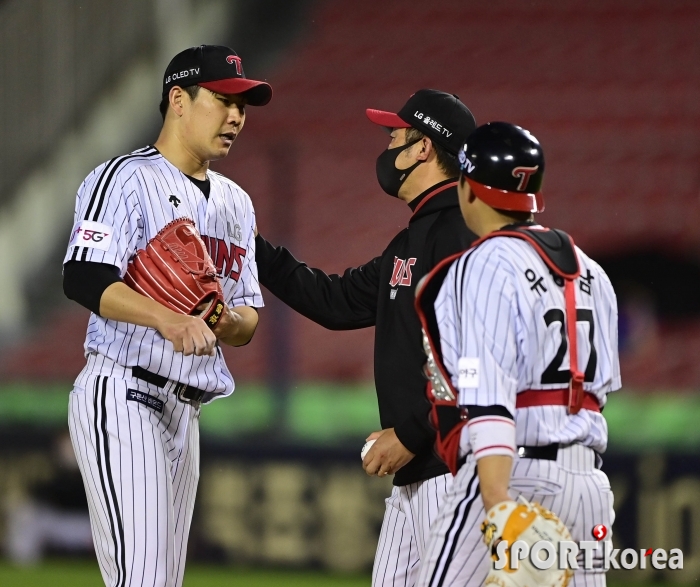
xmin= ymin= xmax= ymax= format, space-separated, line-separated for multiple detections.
xmin=458 ymin=122 xmax=545 ymax=213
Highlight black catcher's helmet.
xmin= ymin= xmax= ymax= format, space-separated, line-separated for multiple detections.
xmin=458 ymin=122 xmax=545 ymax=213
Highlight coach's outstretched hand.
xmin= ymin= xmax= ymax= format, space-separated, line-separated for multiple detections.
xmin=362 ymin=428 xmax=415 ymax=477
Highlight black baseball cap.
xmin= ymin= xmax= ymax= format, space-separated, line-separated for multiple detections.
xmin=366 ymin=90 xmax=476 ymax=155
xmin=162 ymin=45 xmax=272 ymax=106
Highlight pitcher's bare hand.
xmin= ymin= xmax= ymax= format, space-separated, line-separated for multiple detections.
xmin=158 ymin=313 xmax=216 ymax=356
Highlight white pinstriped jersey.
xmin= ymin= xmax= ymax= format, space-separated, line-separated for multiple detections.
xmin=63 ymin=146 xmax=263 ymax=400
xmin=434 ymin=233 xmax=621 ymax=453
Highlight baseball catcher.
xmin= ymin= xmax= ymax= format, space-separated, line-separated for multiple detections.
xmin=414 ymin=122 xmax=619 ymax=587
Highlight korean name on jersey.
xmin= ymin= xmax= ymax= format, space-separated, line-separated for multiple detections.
xmin=434 ymin=234 xmax=621 ymax=453
xmin=64 ymin=147 xmax=263 ymax=399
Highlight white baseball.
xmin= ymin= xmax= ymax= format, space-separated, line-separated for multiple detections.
xmin=361 ymin=439 xmax=376 ymax=461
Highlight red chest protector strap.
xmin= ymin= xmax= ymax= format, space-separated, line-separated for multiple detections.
xmin=414 ymin=225 xmax=589 ymax=474
xmin=473 ymin=226 xmax=586 ymax=414
xmin=415 ymin=250 xmax=467 ymax=475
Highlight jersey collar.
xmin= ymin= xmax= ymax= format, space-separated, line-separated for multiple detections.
xmin=409 ymin=179 xmax=459 ymax=220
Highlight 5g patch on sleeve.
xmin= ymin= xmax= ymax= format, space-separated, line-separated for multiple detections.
xmin=69 ymin=220 xmax=114 ymax=251
xmin=458 ymin=357 xmax=480 ymax=389
xmin=126 ymin=389 xmax=164 ymax=413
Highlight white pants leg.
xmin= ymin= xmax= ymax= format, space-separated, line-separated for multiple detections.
xmin=372 ymin=473 xmax=452 ymax=587
xmin=170 ymin=405 xmax=200 ymax=587
xmin=509 ymin=446 xmax=615 ymax=587
xmin=418 ymin=445 xmax=615 ymax=587
xmin=68 ymin=373 xmax=200 ymax=587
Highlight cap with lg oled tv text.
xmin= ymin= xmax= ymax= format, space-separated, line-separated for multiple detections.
xmin=162 ymin=45 xmax=272 ymax=106
xmin=366 ymin=90 xmax=476 ymax=155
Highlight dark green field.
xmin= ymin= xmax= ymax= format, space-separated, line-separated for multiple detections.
xmin=0 ymin=562 xmax=370 ymax=587
xmin=0 ymin=561 xmax=673 ymax=587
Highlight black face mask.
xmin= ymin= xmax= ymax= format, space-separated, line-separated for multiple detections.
xmin=375 ymin=139 xmax=423 ymax=197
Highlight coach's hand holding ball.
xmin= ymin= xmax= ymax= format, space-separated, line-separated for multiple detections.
xmin=362 ymin=428 xmax=415 ymax=477
xmin=360 ymin=438 xmax=376 ymax=460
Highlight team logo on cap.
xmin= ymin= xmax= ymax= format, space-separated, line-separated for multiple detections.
xmin=226 ymin=54 xmax=242 ymax=75
xmin=512 ymin=165 xmax=539 ymax=190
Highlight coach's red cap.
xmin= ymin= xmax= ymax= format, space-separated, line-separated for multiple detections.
xmin=162 ymin=45 xmax=272 ymax=106
xmin=366 ymin=90 xmax=476 ymax=155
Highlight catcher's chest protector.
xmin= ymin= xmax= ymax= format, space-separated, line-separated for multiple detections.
xmin=414 ymin=225 xmax=582 ymax=475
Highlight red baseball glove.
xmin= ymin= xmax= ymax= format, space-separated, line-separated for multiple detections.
xmin=124 ymin=218 xmax=225 ymax=329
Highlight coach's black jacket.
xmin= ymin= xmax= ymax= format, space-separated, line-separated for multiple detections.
xmin=255 ymin=179 xmax=476 ymax=486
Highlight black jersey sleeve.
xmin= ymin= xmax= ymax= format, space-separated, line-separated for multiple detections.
xmin=394 ymin=395 xmax=438 ymax=456
xmin=63 ymin=261 xmax=122 ymax=316
xmin=255 ymin=234 xmax=379 ymax=330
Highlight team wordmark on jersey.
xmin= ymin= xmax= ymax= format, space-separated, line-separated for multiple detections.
xmin=202 ymin=235 xmax=246 ymax=280
xmin=70 ymin=220 xmax=113 ymax=251
xmin=389 ymin=257 xmax=417 ymax=287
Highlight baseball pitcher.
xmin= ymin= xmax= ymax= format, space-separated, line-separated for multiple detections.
xmin=62 ymin=45 xmax=269 ymax=587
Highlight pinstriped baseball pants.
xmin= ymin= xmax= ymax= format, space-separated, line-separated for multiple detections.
xmin=372 ymin=473 xmax=453 ymax=587
xmin=418 ymin=445 xmax=615 ymax=587
xmin=68 ymin=372 xmax=200 ymax=587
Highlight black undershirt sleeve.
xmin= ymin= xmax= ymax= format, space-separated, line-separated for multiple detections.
xmin=63 ymin=261 xmax=122 ymax=316
xmin=255 ymin=234 xmax=380 ymax=330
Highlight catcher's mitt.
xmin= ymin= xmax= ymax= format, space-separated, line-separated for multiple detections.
xmin=124 ymin=218 xmax=225 ymax=329
xmin=481 ymin=497 xmax=574 ymax=587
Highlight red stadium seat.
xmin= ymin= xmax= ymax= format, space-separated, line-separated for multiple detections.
xmin=3 ymin=0 xmax=698 ymax=388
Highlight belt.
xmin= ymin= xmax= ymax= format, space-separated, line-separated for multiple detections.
xmin=132 ymin=366 xmax=205 ymax=406
xmin=516 ymin=389 xmax=600 ymax=413
xmin=517 ymin=444 xmax=559 ymax=460
xmin=517 ymin=443 xmax=603 ymax=469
